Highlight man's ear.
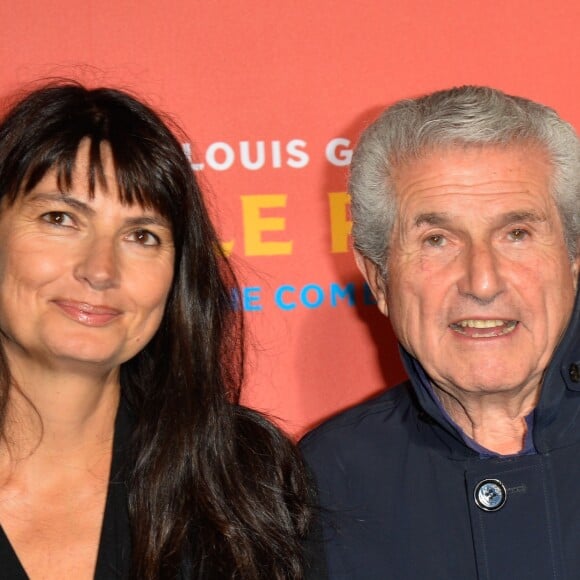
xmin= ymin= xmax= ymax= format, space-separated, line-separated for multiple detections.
xmin=573 ymin=250 xmax=580 ymax=290
xmin=354 ymin=250 xmax=389 ymax=317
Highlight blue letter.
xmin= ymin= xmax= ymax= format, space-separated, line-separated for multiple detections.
xmin=330 ymin=283 xmax=355 ymax=307
xmin=244 ymin=287 xmax=263 ymax=311
xmin=275 ymin=285 xmax=296 ymax=311
xmin=363 ymin=282 xmax=377 ymax=306
xmin=300 ymin=284 xmax=325 ymax=308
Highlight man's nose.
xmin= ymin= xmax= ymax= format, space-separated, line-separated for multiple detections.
xmin=73 ymin=236 xmax=120 ymax=291
xmin=456 ymin=241 xmax=505 ymax=304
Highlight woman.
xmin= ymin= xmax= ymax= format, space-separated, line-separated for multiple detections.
xmin=0 ymin=82 xmax=311 ymax=579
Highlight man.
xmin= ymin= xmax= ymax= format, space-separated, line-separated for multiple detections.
xmin=302 ymin=86 xmax=580 ymax=579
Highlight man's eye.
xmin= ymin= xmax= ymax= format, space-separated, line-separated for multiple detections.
xmin=509 ymin=228 xmax=528 ymax=241
xmin=128 ymin=229 xmax=160 ymax=246
xmin=41 ymin=212 xmax=74 ymax=227
xmin=425 ymin=234 xmax=446 ymax=247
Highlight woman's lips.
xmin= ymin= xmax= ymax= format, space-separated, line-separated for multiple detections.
xmin=53 ymin=300 xmax=122 ymax=326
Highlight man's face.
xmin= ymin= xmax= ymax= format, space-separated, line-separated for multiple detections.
xmin=360 ymin=145 xmax=579 ymax=397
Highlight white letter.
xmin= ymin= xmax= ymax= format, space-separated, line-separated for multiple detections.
xmin=240 ymin=141 xmax=266 ymax=170
xmin=271 ymin=140 xmax=282 ymax=168
xmin=326 ymin=138 xmax=352 ymax=167
xmin=206 ymin=142 xmax=235 ymax=171
xmin=182 ymin=142 xmax=205 ymax=171
xmin=286 ymin=139 xmax=309 ymax=168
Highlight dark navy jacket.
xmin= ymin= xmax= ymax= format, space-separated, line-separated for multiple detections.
xmin=301 ymin=290 xmax=580 ymax=579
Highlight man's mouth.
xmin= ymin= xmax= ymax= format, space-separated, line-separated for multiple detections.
xmin=449 ymin=319 xmax=518 ymax=338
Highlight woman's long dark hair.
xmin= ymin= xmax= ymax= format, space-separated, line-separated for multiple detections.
xmin=0 ymin=82 xmax=311 ymax=578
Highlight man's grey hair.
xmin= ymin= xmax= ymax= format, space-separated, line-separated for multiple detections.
xmin=349 ymin=86 xmax=580 ymax=272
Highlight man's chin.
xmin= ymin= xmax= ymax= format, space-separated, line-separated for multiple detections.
xmin=442 ymin=378 xmax=537 ymax=397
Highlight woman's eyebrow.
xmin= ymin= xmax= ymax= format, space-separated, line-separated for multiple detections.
xmin=27 ymin=192 xmax=96 ymax=215
xmin=124 ymin=215 xmax=172 ymax=229
xmin=26 ymin=192 xmax=171 ymax=228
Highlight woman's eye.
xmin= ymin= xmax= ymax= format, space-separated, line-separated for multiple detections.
xmin=128 ymin=229 xmax=160 ymax=246
xmin=41 ymin=212 xmax=74 ymax=227
xmin=509 ymin=228 xmax=528 ymax=241
xmin=425 ymin=234 xmax=446 ymax=247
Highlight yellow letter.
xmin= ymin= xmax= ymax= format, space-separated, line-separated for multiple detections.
xmin=329 ymin=192 xmax=352 ymax=253
xmin=242 ymin=195 xmax=293 ymax=256
xmin=220 ymin=240 xmax=235 ymax=257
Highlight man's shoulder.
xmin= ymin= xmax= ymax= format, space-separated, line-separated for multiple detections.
xmin=300 ymin=382 xmax=414 ymax=456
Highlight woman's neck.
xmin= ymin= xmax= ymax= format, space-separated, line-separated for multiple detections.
xmin=0 ymin=352 xmax=120 ymax=465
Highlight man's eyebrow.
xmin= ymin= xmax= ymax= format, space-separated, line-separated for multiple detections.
xmin=496 ymin=211 xmax=546 ymax=227
xmin=413 ymin=212 xmax=452 ymax=228
xmin=413 ymin=210 xmax=547 ymax=229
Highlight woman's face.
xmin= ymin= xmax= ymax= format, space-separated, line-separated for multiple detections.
xmin=0 ymin=141 xmax=175 ymax=374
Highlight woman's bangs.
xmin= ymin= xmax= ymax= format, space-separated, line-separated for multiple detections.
xmin=108 ymin=140 xmax=175 ymax=220
xmin=16 ymin=136 xmax=174 ymax=224
xmin=6 ymin=135 xmax=82 ymax=203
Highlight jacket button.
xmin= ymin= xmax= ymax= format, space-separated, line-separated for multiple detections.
xmin=474 ymin=479 xmax=507 ymax=512
xmin=570 ymin=364 xmax=580 ymax=383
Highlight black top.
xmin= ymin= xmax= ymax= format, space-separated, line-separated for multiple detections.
xmin=0 ymin=402 xmax=133 ymax=579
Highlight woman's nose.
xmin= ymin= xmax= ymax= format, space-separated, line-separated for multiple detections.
xmin=73 ymin=236 xmax=120 ymax=290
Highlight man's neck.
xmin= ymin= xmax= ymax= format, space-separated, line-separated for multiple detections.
xmin=433 ymin=383 xmax=539 ymax=455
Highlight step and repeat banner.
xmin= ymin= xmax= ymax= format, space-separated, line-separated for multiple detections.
xmin=1 ymin=1 xmax=579 ymax=436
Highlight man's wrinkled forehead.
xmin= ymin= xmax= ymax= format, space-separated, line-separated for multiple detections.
xmin=390 ymin=142 xmax=553 ymax=199
xmin=388 ymin=144 xmax=559 ymax=237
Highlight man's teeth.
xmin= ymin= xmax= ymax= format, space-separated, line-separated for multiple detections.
xmin=458 ymin=320 xmax=509 ymax=328
xmin=450 ymin=319 xmax=518 ymax=336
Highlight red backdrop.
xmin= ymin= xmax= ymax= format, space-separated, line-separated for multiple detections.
xmin=2 ymin=1 xmax=579 ymax=436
